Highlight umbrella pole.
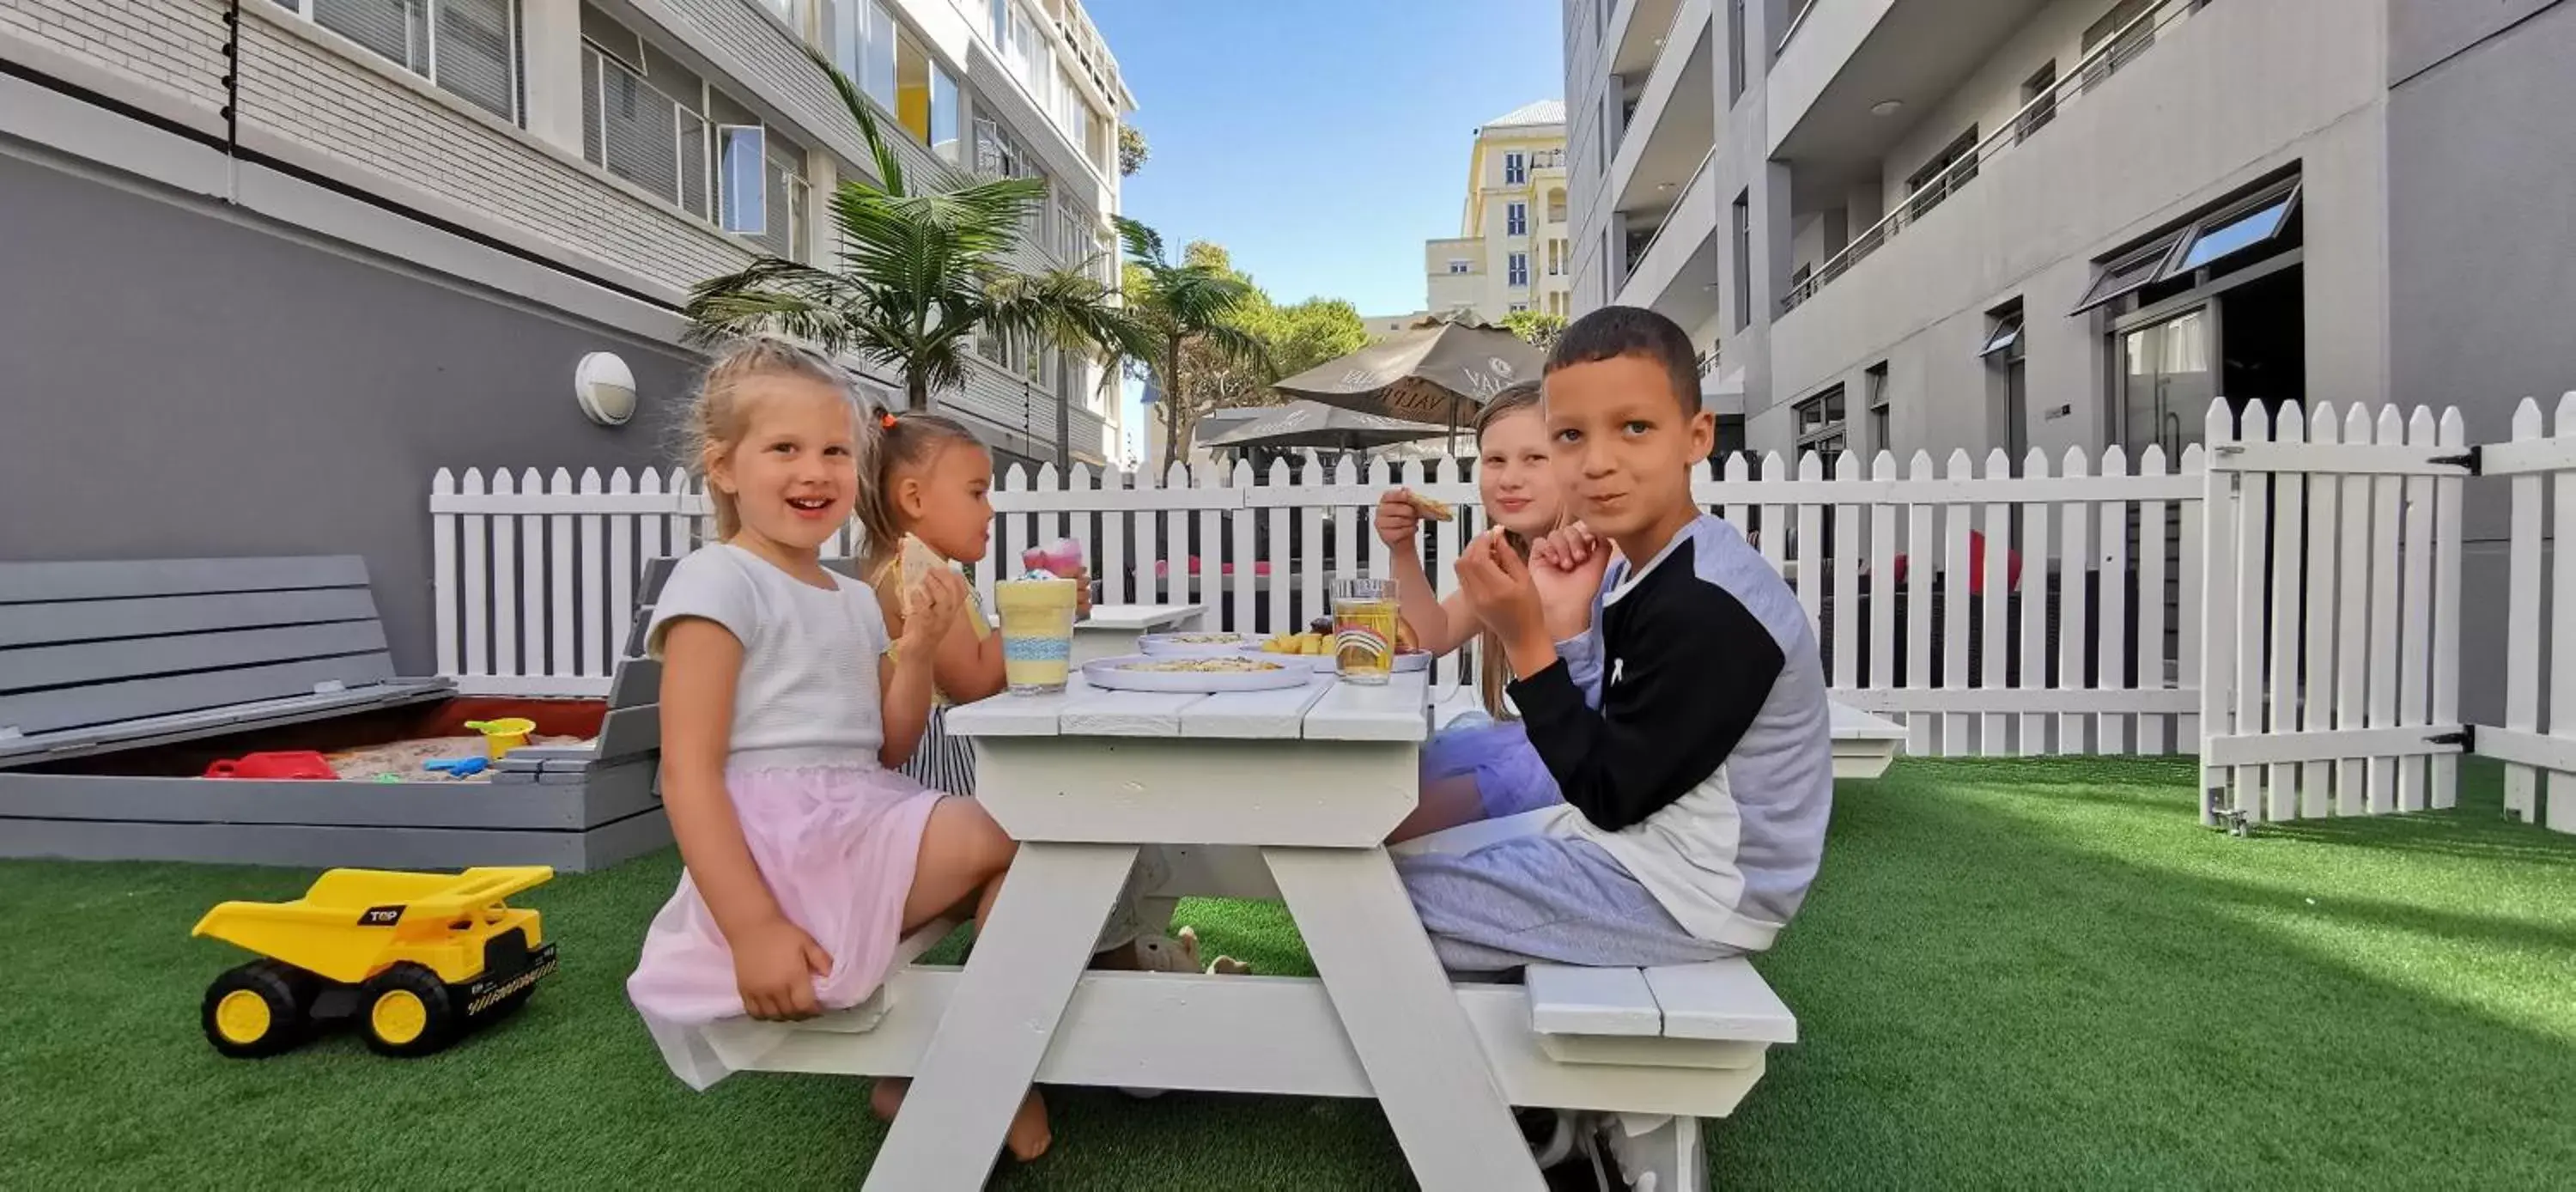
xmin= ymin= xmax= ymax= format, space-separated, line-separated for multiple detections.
xmin=1446 ymin=395 xmax=1460 ymax=456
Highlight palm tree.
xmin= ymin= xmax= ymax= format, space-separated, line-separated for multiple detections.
xmin=684 ymin=50 xmax=1151 ymax=412
xmin=1115 ymin=217 xmax=1269 ymax=469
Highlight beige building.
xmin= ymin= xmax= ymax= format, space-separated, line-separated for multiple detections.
xmin=1419 ymin=100 xmax=1575 ymax=325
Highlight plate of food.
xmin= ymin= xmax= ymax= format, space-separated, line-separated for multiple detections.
xmin=1249 ymin=629 xmax=1431 ymax=673
xmin=1136 ymin=630 xmax=1255 ymax=657
xmin=1081 ymin=654 xmax=1315 ymax=693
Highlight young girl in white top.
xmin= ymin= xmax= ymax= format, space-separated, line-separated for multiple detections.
xmin=623 ymin=339 xmax=1051 ymax=1160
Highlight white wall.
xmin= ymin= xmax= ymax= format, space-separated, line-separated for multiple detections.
xmin=1766 ymin=0 xmax=2390 ymax=460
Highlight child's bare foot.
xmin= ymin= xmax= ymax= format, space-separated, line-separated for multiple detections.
xmin=1005 ymin=1089 xmax=1051 ymax=1161
xmin=868 ymin=1077 xmax=907 ymax=1122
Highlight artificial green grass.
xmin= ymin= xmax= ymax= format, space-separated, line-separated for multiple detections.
xmin=2 ymin=758 xmax=2570 ymax=1189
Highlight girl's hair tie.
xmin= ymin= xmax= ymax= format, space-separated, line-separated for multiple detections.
xmin=880 ymin=411 xmax=899 ymax=429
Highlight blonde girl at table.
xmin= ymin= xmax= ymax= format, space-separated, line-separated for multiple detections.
xmin=1376 ymin=380 xmax=1601 ymax=842
xmin=623 ymin=341 xmax=1052 ymax=1160
xmin=854 ymin=413 xmax=1215 ymax=983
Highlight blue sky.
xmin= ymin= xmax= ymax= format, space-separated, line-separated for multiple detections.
xmin=1083 ymin=0 xmax=1565 ymax=460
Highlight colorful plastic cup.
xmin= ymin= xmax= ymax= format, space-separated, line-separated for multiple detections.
xmin=995 ymin=577 xmax=1078 ymax=695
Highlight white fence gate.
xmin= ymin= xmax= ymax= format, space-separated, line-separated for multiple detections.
xmin=2199 ymin=395 xmax=2576 ymax=834
xmin=430 ymin=447 xmax=2206 ymax=758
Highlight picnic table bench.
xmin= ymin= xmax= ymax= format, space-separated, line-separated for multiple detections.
xmin=705 ymin=669 xmax=1905 ymax=1189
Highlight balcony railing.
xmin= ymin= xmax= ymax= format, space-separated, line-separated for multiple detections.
xmin=1777 ymin=0 xmax=2209 ymax=315
xmin=1616 ymin=142 xmax=1721 ymax=296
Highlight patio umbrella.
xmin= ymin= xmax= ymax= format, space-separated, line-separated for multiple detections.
xmin=1200 ymin=399 xmax=1451 ymax=453
xmin=1270 ymin=319 xmax=1546 ymax=436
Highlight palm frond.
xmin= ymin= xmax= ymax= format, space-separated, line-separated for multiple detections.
xmin=1115 ymin=216 xmax=1166 ymax=268
xmin=1193 ymin=322 xmax=1273 ymax=375
xmin=683 ymin=258 xmax=861 ymax=350
xmin=803 ymin=43 xmax=907 ymax=199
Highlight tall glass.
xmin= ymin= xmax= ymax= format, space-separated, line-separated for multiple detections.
xmin=1332 ymin=577 xmax=1400 ymax=686
xmin=993 ymin=576 xmax=1078 ymax=694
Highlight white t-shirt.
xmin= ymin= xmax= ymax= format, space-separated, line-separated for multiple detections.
xmin=646 ymin=544 xmax=890 ymax=769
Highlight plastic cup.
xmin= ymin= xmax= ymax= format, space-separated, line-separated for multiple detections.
xmin=1332 ymin=578 xmax=1399 ymax=686
xmin=995 ymin=577 xmax=1079 ymax=694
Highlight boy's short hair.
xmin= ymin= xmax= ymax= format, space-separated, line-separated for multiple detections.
xmin=1545 ymin=307 xmax=1702 ymax=415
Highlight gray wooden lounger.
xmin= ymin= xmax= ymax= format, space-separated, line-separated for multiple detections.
xmin=0 ymin=556 xmax=453 ymax=767
xmin=0 ymin=556 xmax=670 ymax=871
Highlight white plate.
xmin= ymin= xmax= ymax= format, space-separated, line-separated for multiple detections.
xmin=1240 ymin=644 xmax=1431 ymax=673
xmin=1081 ymin=654 xmax=1314 ymax=693
xmin=1136 ymin=632 xmax=1255 ymax=657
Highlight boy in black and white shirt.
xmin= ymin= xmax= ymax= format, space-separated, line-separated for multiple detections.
xmin=1400 ymin=307 xmax=1835 ymax=970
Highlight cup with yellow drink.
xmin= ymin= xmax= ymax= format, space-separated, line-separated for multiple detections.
xmin=1331 ymin=577 xmax=1400 ymax=686
xmin=994 ymin=575 xmax=1079 ymax=694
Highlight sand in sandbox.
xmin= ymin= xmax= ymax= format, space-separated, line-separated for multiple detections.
xmin=325 ymin=735 xmax=590 ymax=782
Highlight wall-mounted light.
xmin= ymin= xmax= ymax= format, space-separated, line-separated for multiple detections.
xmin=1870 ymin=100 xmax=1905 ymax=118
xmin=574 ymin=351 xmax=638 ymax=427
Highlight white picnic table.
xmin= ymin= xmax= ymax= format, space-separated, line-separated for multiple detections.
xmin=708 ymin=672 xmax=1907 ymax=1189
xmin=866 ymin=670 xmax=1549 ymax=1189
xmin=1069 ymin=602 xmax=1206 ymax=665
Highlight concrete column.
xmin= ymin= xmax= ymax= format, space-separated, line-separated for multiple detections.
xmin=805 ymin=151 xmax=837 ymax=263
xmin=520 ymin=0 xmax=586 ymax=158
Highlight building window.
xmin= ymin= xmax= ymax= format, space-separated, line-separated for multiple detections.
xmin=1546 ymin=188 xmax=1567 ymax=222
xmin=931 ymin=64 xmax=962 ymax=163
xmin=1794 ymin=386 xmax=1847 ymax=458
xmin=1905 ymin=126 xmax=1980 ymax=221
xmin=1547 ymin=240 xmax=1565 ymax=276
xmin=717 ymin=125 xmax=769 ymax=235
xmin=1508 ymin=202 xmax=1528 ymax=237
xmin=1730 ymin=191 xmax=1751 ymax=331
xmin=1865 ymin=362 xmax=1890 ymax=455
xmin=975 ymin=117 xmax=1035 ymax=178
xmin=1448 ymin=259 xmax=1472 ymax=274
xmin=2073 ymin=177 xmax=2302 ymax=313
xmin=1984 ymin=300 xmax=2028 ymax=461
xmin=2083 ymin=0 xmax=2160 ymax=84
xmin=1728 ymin=0 xmax=1747 ymax=104
xmin=1508 ymin=252 xmax=1530 ymax=287
xmin=272 ymin=0 xmax=522 ymax=125
xmin=1510 ymin=301 xmax=1529 ymax=313
xmin=1505 ymin=151 xmax=1528 ymax=185
xmin=2018 ymin=61 xmax=2057 ymax=143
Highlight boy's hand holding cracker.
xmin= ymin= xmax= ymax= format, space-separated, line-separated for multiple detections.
xmin=1455 ymin=527 xmax=1557 ymax=678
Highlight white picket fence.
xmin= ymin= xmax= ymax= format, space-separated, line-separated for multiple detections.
xmin=2195 ymin=394 xmax=2576 ymax=834
xmin=430 ymin=447 xmax=2207 ymax=758
xmin=2196 ymin=400 xmax=2469 ymax=826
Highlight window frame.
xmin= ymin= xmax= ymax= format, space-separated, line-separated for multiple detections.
xmin=1507 ymin=201 xmax=1528 ymax=237
xmin=1507 ymin=252 xmax=1531 ymax=288
xmin=1793 ymin=383 xmax=1849 ymax=459
xmin=716 ymin=124 xmax=770 ymax=237
xmin=270 ymin=0 xmax=526 ymax=126
xmin=2073 ymin=175 xmax=2302 ymax=315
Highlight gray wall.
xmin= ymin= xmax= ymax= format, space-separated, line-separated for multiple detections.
xmin=0 ymin=150 xmax=698 ymax=673
xmin=2387 ymin=0 xmax=2576 ymax=723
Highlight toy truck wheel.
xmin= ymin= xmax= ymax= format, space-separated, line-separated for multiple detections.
xmin=360 ymin=963 xmax=460 ymax=1057
xmin=202 ymin=960 xmax=313 ymax=1058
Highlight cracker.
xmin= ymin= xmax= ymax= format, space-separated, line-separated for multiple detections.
xmin=1406 ymin=491 xmax=1455 ymax=522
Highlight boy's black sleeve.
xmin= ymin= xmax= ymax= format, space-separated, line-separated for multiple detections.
xmin=1509 ymin=583 xmax=1785 ymax=832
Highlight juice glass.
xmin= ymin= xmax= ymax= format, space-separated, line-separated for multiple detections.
xmin=1332 ymin=577 xmax=1400 ymax=685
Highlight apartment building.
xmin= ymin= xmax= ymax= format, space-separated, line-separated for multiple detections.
xmin=1419 ymin=100 xmax=1576 ymax=325
xmin=1566 ymin=0 xmax=2576 ymax=714
xmin=0 ymin=0 xmax=1132 ymax=670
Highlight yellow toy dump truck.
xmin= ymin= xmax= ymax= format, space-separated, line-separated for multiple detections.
xmin=192 ymin=867 xmax=558 ymax=1059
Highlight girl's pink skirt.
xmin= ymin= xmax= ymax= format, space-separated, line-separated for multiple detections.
xmin=626 ymin=759 xmax=945 ymax=1090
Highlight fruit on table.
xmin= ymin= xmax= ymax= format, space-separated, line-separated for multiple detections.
xmin=1260 ymin=631 xmax=1336 ymax=656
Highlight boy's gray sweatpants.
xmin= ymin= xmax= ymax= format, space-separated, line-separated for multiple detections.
xmin=1394 ymin=835 xmax=1735 ymax=973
